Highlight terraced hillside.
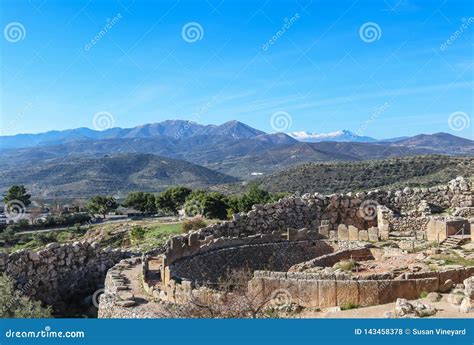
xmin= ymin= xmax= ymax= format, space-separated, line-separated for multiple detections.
xmin=248 ymin=155 xmax=474 ymax=194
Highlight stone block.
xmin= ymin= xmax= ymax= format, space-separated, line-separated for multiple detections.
xmin=247 ymin=278 xmax=265 ymax=303
xmin=337 ymin=224 xmax=349 ymax=241
xmin=279 ymin=279 xmax=299 ymax=303
xmin=329 ymin=231 xmax=337 ymax=240
xmin=319 ymin=225 xmax=330 ymax=238
xmin=188 ymin=233 xmax=200 ymax=253
xmin=348 ymin=226 xmax=359 ymax=241
xmin=358 ymin=230 xmax=369 ymax=241
xmin=358 ymin=280 xmax=379 ymax=307
xmin=318 ymin=280 xmax=337 ymax=308
xmin=378 ymin=280 xmax=417 ymax=304
xmin=368 ymin=227 xmax=379 ymax=242
xmin=336 ymin=280 xmax=359 ymax=306
xmin=416 ymin=277 xmax=438 ymax=295
xmin=439 ymin=269 xmax=460 ymax=285
xmin=263 ymin=278 xmax=281 ymax=300
xmin=426 ymin=219 xmax=447 ymax=243
xmin=287 ymin=228 xmax=298 ymax=241
xmin=296 ymin=228 xmax=309 ymax=240
xmin=297 ymin=280 xmax=319 ymax=308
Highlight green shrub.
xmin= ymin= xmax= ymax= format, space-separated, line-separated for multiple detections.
xmin=419 ymin=291 xmax=428 ymax=299
xmin=182 ymin=218 xmax=207 ymax=232
xmin=333 ymin=259 xmax=357 ymax=272
xmin=340 ymin=302 xmax=360 ymax=310
xmin=0 ymin=274 xmax=52 ymax=318
xmin=130 ymin=226 xmax=146 ymax=244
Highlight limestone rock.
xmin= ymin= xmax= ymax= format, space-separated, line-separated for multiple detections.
xmin=439 ymin=279 xmax=454 ymax=293
xmin=463 ymin=277 xmax=474 ymax=299
xmin=395 ymin=298 xmax=436 ymax=318
xmin=115 ymin=300 xmax=136 ymax=307
xmin=459 ymin=298 xmax=471 ymax=313
xmin=425 ymin=292 xmax=441 ymax=303
xmin=28 ymin=251 xmax=40 ymax=261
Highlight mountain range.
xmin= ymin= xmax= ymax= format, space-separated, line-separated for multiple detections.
xmin=0 ymin=120 xmax=472 ymax=198
xmin=287 ymin=130 xmax=378 ymax=142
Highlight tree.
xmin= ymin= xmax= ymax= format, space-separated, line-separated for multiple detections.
xmin=155 ymin=186 xmax=192 ymax=214
xmin=123 ymin=192 xmax=145 ymax=212
xmin=3 ymin=185 xmax=31 ymax=210
xmin=144 ymin=193 xmax=157 ymax=213
xmin=123 ymin=192 xmax=155 ymax=213
xmin=238 ymin=184 xmax=272 ymax=212
xmin=184 ymin=191 xmax=229 ymax=220
xmin=0 ymin=274 xmax=52 ymax=318
xmin=87 ymin=196 xmax=118 ymax=218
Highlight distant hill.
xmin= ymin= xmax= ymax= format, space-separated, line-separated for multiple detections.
xmin=205 ymin=141 xmax=432 ymax=177
xmin=0 ymin=154 xmax=239 ymax=198
xmin=247 ymin=155 xmax=474 ymax=194
xmin=392 ymin=132 xmax=474 ymax=155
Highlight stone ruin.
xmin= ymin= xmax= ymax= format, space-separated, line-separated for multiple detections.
xmin=98 ymin=177 xmax=474 ymax=317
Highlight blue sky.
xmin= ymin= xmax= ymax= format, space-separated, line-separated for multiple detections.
xmin=1 ymin=0 xmax=473 ymax=139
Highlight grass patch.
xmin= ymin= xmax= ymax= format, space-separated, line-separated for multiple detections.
xmin=340 ymin=302 xmax=360 ymax=311
xmin=431 ymin=253 xmax=474 ymax=267
xmin=0 ymin=228 xmax=87 ymax=253
xmin=419 ymin=291 xmax=428 ymax=299
xmin=138 ymin=222 xmax=185 ymax=251
xmin=333 ymin=259 xmax=357 ymax=272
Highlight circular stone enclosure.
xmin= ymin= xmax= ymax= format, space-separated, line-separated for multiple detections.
xmin=169 ymin=240 xmax=336 ymax=286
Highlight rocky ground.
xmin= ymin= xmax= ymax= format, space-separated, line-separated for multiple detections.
xmin=304 ymin=293 xmax=473 ymax=318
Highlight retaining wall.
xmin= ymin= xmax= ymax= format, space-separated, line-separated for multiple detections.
xmin=0 ymin=242 xmax=135 ymax=309
xmin=248 ymin=266 xmax=474 ymax=308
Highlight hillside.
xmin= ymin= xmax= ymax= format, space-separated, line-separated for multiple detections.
xmin=247 ymin=155 xmax=474 ymax=194
xmin=0 ymin=154 xmax=239 ymax=198
xmin=205 ymin=141 xmax=431 ymax=177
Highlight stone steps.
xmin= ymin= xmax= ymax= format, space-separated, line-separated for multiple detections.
xmin=440 ymin=236 xmax=468 ymax=249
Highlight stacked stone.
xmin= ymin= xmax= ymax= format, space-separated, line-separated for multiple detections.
xmin=0 ymin=241 xmax=135 ymax=307
xmin=163 ymin=177 xmax=472 ymax=253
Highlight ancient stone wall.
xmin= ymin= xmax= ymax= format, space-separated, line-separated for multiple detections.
xmin=0 ymin=241 xmax=135 ymax=309
xmin=170 ymin=241 xmax=335 ymax=285
xmin=166 ymin=177 xmax=471 ymax=248
xmin=289 ymin=247 xmax=380 ymax=272
xmin=248 ymin=266 xmax=474 ymax=309
xmin=151 ymin=177 xmax=472 ymax=304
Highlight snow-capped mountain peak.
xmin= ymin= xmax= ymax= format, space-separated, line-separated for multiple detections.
xmin=287 ymin=130 xmax=377 ymax=142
